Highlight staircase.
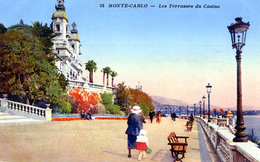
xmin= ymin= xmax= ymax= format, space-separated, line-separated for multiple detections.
xmin=0 ymin=112 xmax=47 ymax=126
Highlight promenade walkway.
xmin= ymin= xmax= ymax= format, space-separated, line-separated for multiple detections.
xmin=0 ymin=117 xmax=219 ymax=162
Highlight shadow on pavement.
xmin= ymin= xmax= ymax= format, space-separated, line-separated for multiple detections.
xmin=103 ymin=151 xmax=138 ymax=160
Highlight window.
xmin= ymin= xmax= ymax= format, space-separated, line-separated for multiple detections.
xmin=56 ymin=24 xmax=60 ymax=31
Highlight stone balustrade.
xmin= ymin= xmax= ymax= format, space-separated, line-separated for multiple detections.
xmin=85 ymin=83 xmax=114 ymax=94
xmin=195 ymin=117 xmax=260 ymax=162
xmin=0 ymin=98 xmax=52 ymax=121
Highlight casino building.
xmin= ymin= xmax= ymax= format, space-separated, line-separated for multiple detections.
xmin=51 ymin=0 xmax=113 ymax=94
xmin=51 ymin=0 xmax=84 ymax=87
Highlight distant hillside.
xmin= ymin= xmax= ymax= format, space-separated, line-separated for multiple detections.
xmin=151 ymin=96 xmax=260 ymax=111
xmin=151 ymin=96 xmax=188 ymax=106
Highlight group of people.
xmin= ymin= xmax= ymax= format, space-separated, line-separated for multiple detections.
xmin=125 ymin=107 xmax=169 ymax=160
xmin=80 ymin=110 xmax=92 ymax=120
xmin=148 ymin=110 xmax=162 ymax=124
xmin=125 ymin=107 xmax=179 ymax=160
xmin=125 ymin=106 xmax=148 ymax=160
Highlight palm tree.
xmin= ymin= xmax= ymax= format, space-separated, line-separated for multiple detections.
xmin=102 ymin=67 xmax=111 ymax=86
xmin=101 ymin=69 xmax=105 ymax=86
xmin=85 ymin=60 xmax=97 ymax=83
xmin=110 ymin=71 xmax=118 ymax=87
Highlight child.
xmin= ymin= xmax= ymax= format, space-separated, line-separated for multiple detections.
xmin=136 ymin=129 xmax=148 ymax=161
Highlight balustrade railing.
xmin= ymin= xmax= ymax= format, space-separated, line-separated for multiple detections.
xmin=195 ymin=117 xmax=260 ymax=162
xmin=0 ymin=98 xmax=52 ymax=121
xmin=8 ymin=101 xmax=46 ymax=117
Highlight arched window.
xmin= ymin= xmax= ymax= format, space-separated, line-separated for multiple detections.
xmin=56 ymin=24 xmax=60 ymax=31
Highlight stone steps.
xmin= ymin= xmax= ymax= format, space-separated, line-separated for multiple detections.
xmin=0 ymin=112 xmax=46 ymax=126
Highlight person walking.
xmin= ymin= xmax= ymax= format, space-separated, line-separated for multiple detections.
xmin=149 ymin=110 xmax=154 ymax=123
xmin=156 ymin=111 xmax=161 ymax=124
xmin=136 ymin=129 xmax=149 ymax=161
xmin=125 ymin=106 xmax=142 ymax=158
xmin=172 ymin=112 xmax=177 ymax=121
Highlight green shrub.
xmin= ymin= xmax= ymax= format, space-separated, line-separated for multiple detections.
xmin=139 ymin=103 xmax=150 ymax=117
xmin=56 ymin=101 xmax=72 ymax=114
xmin=94 ymin=103 xmax=106 ymax=114
xmin=100 ymin=92 xmax=113 ymax=105
xmin=107 ymin=104 xmax=123 ymax=115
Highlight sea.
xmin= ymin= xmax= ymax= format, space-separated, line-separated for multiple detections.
xmin=243 ymin=116 xmax=260 ymax=139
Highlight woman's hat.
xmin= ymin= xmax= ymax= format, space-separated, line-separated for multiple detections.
xmin=131 ymin=106 xmax=142 ymax=114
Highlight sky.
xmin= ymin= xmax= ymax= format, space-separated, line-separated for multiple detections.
xmin=1 ymin=0 xmax=260 ymax=109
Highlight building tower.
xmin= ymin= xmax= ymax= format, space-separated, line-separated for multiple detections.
xmin=51 ymin=0 xmax=85 ymax=88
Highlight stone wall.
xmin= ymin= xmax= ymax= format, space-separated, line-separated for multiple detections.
xmin=196 ymin=117 xmax=260 ymax=162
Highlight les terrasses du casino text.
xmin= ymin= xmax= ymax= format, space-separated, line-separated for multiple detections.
xmin=100 ymin=4 xmax=220 ymax=8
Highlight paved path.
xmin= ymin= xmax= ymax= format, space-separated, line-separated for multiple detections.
xmin=0 ymin=117 xmax=218 ymax=162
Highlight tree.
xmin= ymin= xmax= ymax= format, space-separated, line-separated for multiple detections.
xmin=0 ymin=21 xmax=67 ymax=106
xmin=100 ymin=92 xmax=123 ymax=115
xmin=31 ymin=21 xmax=54 ymax=52
xmin=100 ymin=92 xmax=113 ymax=106
xmin=112 ymin=82 xmax=154 ymax=116
xmin=69 ymin=87 xmax=100 ymax=113
xmin=110 ymin=71 xmax=118 ymax=87
xmin=102 ymin=67 xmax=111 ymax=86
xmin=114 ymin=82 xmax=133 ymax=115
xmin=58 ymin=73 xmax=69 ymax=91
xmin=129 ymin=88 xmax=154 ymax=116
xmin=101 ymin=69 xmax=105 ymax=86
xmin=85 ymin=60 xmax=97 ymax=83
xmin=94 ymin=103 xmax=106 ymax=114
xmin=0 ymin=23 xmax=7 ymax=34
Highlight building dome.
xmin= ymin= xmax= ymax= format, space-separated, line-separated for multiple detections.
xmin=69 ymin=22 xmax=80 ymax=41
xmin=69 ymin=34 xmax=80 ymax=41
xmin=52 ymin=10 xmax=68 ymax=21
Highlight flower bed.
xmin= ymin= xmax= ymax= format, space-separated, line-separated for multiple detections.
xmin=52 ymin=117 xmax=82 ymax=121
xmin=95 ymin=117 xmax=128 ymax=120
xmin=51 ymin=114 xmax=149 ymax=121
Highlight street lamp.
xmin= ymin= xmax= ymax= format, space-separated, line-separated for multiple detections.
xmin=202 ymin=96 xmax=206 ymax=117
xmin=194 ymin=104 xmax=196 ymax=116
xmin=199 ymin=101 xmax=202 ymax=117
xmin=228 ymin=17 xmax=250 ymax=142
xmin=187 ymin=106 xmax=189 ymax=117
xmin=206 ymin=83 xmax=212 ymax=122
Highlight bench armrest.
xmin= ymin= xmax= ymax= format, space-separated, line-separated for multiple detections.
xmin=176 ymin=136 xmax=189 ymax=143
xmin=176 ymin=136 xmax=189 ymax=139
xmin=168 ymin=142 xmax=188 ymax=146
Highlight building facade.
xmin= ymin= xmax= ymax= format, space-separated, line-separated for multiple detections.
xmin=51 ymin=0 xmax=85 ymax=88
xmin=51 ymin=0 xmax=113 ymax=94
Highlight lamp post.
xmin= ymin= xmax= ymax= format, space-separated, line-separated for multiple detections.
xmin=187 ymin=106 xmax=189 ymax=117
xmin=206 ymin=83 xmax=212 ymax=122
xmin=194 ymin=104 xmax=196 ymax=116
xmin=199 ymin=101 xmax=202 ymax=117
xmin=202 ymin=96 xmax=206 ymax=117
xmin=228 ymin=17 xmax=250 ymax=142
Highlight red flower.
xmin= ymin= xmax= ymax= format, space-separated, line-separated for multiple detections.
xmin=69 ymin=87 xmax=100 ymax=113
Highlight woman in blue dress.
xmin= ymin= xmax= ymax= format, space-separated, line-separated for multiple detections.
xmin=125 ymin=106 xmax=142 ymax=158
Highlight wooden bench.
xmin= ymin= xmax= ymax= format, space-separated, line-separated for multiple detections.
xmin=168 ymin=132 xmax=189 ymax=161
xmin=167 ymin=132 xmax=189 ymax=162
xmin=185 ymin=121 xmax=193 ymax=131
